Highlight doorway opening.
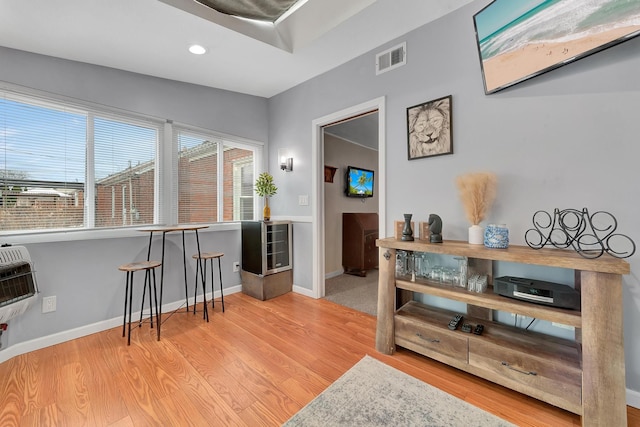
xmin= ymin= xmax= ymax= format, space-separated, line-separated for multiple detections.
xmin=311 ymin=97 xmax=386 ymax=299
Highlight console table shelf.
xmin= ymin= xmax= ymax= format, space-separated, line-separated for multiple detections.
xmin=375 ymin=238 xmax=629 ymax=427
xmin=395 ymin=278 xmax=583 ymax=328
xmin=380 ymin=238 xmax=629 ymax=274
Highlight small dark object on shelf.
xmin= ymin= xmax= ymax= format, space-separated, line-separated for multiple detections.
xmin=473 ymin=324 xmax=484 ymax=335
xmin=461 ymin=323 xmax=472 ymax=333
xmin=401 ymin=213 xmax=414 ymax=241
xmin=525 ymin=207 xmax=635 ymax=259
xmin=448 ymin=314 xmax=463 ymax=330
xmin=428 ymin=213 xmax=443 ymax=243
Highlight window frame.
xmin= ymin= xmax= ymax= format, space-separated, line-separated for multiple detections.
xmin=0 ymin=86 xmax=163 ymax=235
xmin=232 ymin=157 xmax=254 ymax=221
xmin=0 ymin=83 xmax=265 ymax=243
xmin=171 ymin=123 xmax=263 ymax=225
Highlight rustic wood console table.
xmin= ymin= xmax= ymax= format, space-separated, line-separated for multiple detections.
xmin=375 ymin=238 xmax=629 ymax=426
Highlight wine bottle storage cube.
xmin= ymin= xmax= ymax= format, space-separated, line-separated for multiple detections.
xmin=241 ymin=221 xmax=293 ymax=300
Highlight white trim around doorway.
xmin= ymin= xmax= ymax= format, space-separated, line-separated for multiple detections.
xmin=311 ymin=97 xmax=386 ymax=299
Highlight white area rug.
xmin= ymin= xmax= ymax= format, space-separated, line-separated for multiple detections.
xmin=283 ymin=355 xmax=515 ymax=427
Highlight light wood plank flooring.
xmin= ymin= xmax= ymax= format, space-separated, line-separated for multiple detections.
xmin=0 ymin=292 xmax=638 ymax=426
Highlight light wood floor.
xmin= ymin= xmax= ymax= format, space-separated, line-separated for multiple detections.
xmin=1 ymin=292 xmax=638 ymax=426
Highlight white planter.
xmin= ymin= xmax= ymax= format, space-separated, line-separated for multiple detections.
xmin=468 ymin=224 xmax=484 ymax=245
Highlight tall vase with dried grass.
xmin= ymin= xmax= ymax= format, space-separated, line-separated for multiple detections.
xmin=456 ymin=172 xmax=497 ymax=245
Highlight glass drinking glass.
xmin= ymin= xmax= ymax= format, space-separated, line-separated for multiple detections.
xmin=429 ymin=266 xmax=442 ymax=282
xmin=396 ymin=250 xmax=407 ymax=277
xmin=419 ymin=253 xmax=431 ymax=278
xmin=441 ymin=267 xmax=455 ymax=285
xmin=455 ymin=256 xmax=468 ymax=288
xmin=412 ymin=252 xmax=421 ymax=278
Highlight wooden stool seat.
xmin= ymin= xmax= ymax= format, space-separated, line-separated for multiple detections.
xmin=192 ymin=251 xmax=225 ymax=313
xmin=119 ymin=260 xmax=162 ymax=345
xmin=192 ymin=252 xmax=224 ymax=261
xmin=119 ymin=260 xmax=162 ymax=272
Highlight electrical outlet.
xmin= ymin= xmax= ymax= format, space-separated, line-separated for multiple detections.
xmin=233 ymin=261 xmax=240 ymax=272
xmin=42 ymin=296 xmax=56 ymax=313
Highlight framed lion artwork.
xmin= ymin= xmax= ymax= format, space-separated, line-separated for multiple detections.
xmin=406 ymin=95 xmax=453 ymax=160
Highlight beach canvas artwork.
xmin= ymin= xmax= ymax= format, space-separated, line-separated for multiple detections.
xmin=474 ymin=0 xmax=640 ymax=94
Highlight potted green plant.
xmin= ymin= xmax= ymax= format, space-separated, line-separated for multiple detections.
xmin=255 ymin=172 xmax=277 ymax=221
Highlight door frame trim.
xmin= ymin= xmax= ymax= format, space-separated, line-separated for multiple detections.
xmin=311 ymin=96 xmax=386 ymax=298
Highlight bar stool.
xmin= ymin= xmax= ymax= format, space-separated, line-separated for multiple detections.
xmin=192 ymin=251 xmax=225 ymax=315
xmin=190 ymin=253 xmax=210 ymax=323
xmin=118 ymin=260 xmax=162 ymax=345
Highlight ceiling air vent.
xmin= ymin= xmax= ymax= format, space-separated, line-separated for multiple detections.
xmin=376 ymin=42 xmax=406 ymax=75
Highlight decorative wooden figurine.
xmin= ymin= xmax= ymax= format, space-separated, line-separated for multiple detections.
xmin=428 ymin=214 xmax=442 ymax=243
xmin=401 ymin=214 xmax=414 ymax=241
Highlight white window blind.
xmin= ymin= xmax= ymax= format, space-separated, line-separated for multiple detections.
xmin=177 ymin=130 xmax=219 ymax=223
xmin=0 ymin=89 xmax=160 ymax=232
xmin=176 ymin=128 xmax=258 ymax=223
xmin=227 ymin=149 xmax=254 ymax=221
xmin=93 ymin=116 xmax=157 ymax=228
xmin=0 ymin=93 xmax=86 ymax=231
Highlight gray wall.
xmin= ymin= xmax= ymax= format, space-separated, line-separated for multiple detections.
xmin=0 ymin=46 xmax=268 ymax=351
xmin=267 ymin=0 xmax=640 ymax=396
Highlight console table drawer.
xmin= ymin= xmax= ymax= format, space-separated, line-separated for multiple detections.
xmin=469 ymin=339 xmax=582 ymax=409
xmin=395 ymin=315 xmax=468 ymax=363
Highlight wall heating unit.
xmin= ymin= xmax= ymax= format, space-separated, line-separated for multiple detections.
xmin=0 ymin=245 xmax=38 ymax=323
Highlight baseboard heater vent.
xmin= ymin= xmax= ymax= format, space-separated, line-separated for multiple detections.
xmin=376 ymin=42 xmax=406 ymax=75
xmin=0 ymin=246 xmax=38 ymax=323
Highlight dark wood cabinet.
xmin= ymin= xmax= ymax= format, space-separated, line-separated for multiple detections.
xmin=342 ymin=212 xmax=378 ymax=276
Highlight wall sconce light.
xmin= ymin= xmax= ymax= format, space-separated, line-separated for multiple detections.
xmin=279 ymin=149 xmax=293 ymax=172
xmin=281 ymin=157 xmax=293 ymax=172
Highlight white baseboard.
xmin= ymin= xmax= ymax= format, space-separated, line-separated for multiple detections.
xmin=292 ymin=284 xmax=316 ymax=298
xmin=0 ymin=286 xmax=242 ymax=364
xmin=325 ymin=269 xmax=344 ymax=279
xmin=0 ymin=316 xmax=122 ymax=364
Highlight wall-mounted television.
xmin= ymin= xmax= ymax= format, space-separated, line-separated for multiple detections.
xmin=473 ymin=0 xmax=640 ymax=94
xmin=345 ymin=166 xmax=374 ymax=198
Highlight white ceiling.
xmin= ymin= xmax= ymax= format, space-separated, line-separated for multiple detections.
xmin=0 ymin=0 xmax=474 ymax=98
xmin=325 ymin=112 xmax=379 ymax=150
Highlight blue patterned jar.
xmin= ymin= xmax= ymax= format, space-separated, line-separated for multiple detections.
xmin=484 ymin=224 xmax=509 ymax=249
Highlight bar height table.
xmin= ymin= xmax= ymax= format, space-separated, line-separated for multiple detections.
xmin=138 ymin=224 xmax=210 ymax=335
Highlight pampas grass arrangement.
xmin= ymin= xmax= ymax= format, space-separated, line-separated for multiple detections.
xmin=456 ymin=172 xmax=497 ymax=244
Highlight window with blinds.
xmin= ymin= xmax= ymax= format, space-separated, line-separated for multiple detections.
xmin=93 ymin=116 xmax=157 ymax=228
xmin=177 ymin=131 xmax=218 ymax=224
xmin=2 ymin=86 xmax=262 ymax=234
xmin=227 ymin=148 xmax=254 ymax=221
xmin=0 ymin=91 xmax=159 ymax=232
xmin=177 ymin=129 xmax=256 ymax=223
xmin=0 ymin=94 xmax=86 ymax=231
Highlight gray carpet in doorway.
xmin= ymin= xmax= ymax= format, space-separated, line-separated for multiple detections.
xmin=323 ymin=269 xmax=378 ymax=316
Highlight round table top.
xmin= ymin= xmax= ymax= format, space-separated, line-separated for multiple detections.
xmin=138 ymin=224 xmax=210 ymax=233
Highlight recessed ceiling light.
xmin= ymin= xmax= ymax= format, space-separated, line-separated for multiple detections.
xmin=188 ymin=44 xmax=207 ymax=55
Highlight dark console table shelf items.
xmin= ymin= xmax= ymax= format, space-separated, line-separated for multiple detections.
xmin=375 ymin=238 xmax=629 ymax=427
